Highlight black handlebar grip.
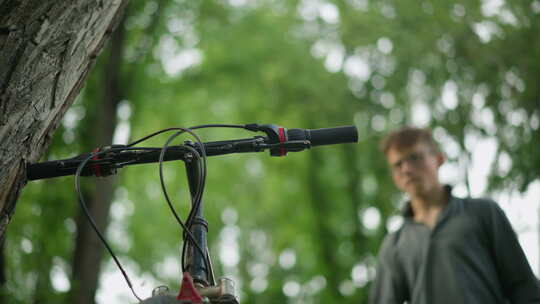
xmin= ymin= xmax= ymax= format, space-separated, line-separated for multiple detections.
xmin=287 ymin=125 xmax=358 ymax=147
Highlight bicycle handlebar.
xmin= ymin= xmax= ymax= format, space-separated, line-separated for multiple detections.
xmin=26 ymin=125 xmax=358 ymax=181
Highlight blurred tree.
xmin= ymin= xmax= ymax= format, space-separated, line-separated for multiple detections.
xmin=68 ymin=16 xmax=126 ymax=304
xmin=337 ymin=0 xmax=540 ymax=192
xmin=69 ymin=2 xmax=172 ymax=303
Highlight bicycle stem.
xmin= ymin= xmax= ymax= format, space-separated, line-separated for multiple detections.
xmin=25 ymin=124 xmax=357 ymax=303
xmin=184 ymin=157 xmax=211 ymax=286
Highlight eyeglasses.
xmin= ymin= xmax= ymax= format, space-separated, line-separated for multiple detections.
xmin=390 ymin=151 xmax=430 ymax=173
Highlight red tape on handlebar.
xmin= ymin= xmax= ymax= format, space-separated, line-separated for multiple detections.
xmin=278 ymin=127 xmax=287 ymax=156
xmin=90 ymin=148 xmax=102 ymax=177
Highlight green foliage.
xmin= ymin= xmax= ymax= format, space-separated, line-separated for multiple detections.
xmin=5 ymin=0 xmax=540 ymax=303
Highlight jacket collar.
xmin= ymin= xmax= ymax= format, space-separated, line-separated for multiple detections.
xmin=401 ymin=185 xmax=454 ymax=219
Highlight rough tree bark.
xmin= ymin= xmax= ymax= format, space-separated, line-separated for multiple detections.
xmin=0 ymin=0 xmax=130 ymax=240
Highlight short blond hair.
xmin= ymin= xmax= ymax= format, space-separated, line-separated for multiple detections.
xmin=379 ymin=126 xmax=440 ymax=155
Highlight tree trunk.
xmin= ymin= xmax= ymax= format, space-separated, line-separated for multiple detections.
xmin=69 ymin=18 xmax=126 ymax=303
xmin=0 ymin=0 xmax=129 ymax=240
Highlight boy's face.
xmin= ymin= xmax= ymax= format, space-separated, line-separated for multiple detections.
xmin=386 ymin=141 xmax=445 ymax=198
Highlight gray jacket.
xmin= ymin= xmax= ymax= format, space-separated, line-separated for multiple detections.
xmin=369 ymin=191 xmax=540 ymax=304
